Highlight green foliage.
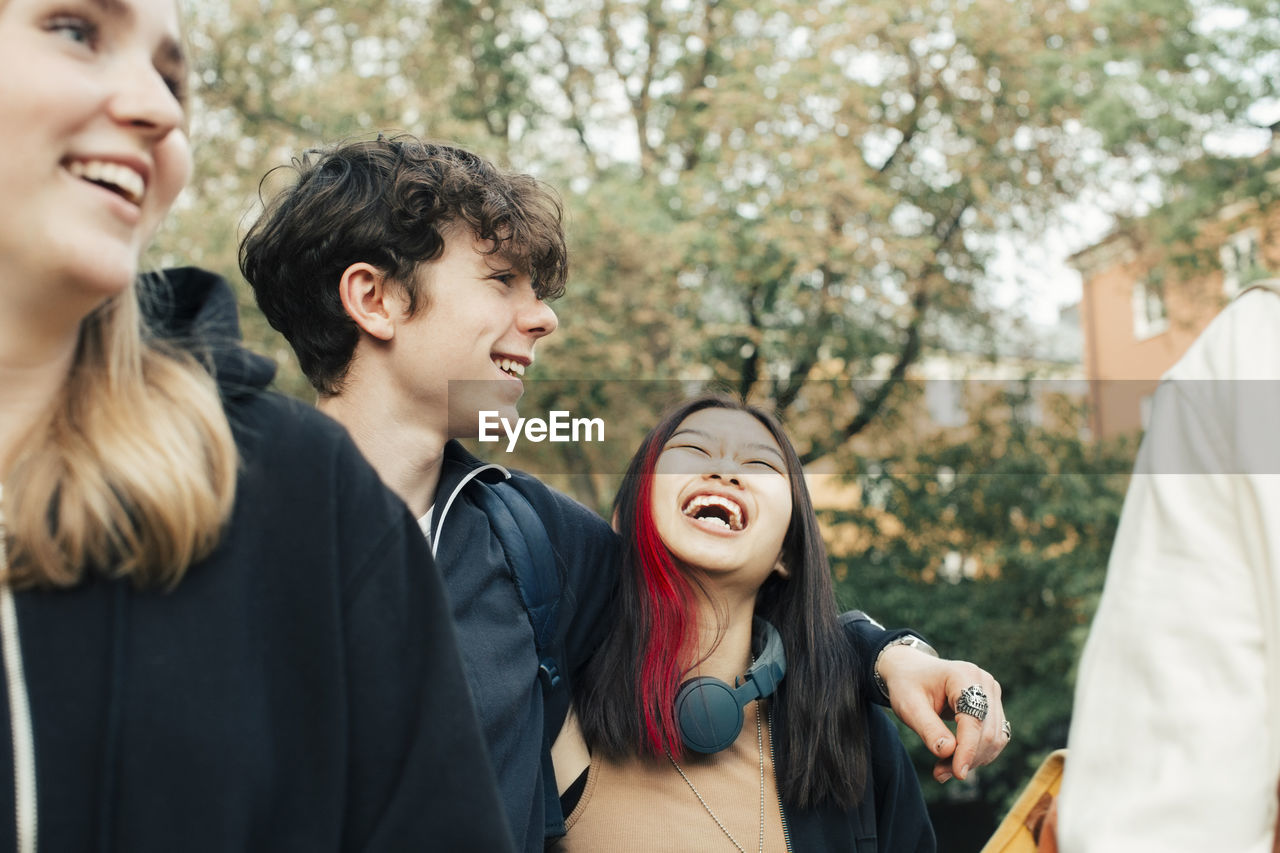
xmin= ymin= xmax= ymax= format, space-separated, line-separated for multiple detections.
xmin=151 ymin=3 xmax=1274 ymax=843
xmin=164 ymin=0 xmax=1280 ymax=457
xmin=826 ymin=391 xmax=1136 ymax=813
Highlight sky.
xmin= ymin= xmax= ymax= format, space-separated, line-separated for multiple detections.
xmin=992 ymin=112 xmax=1279 ymax=329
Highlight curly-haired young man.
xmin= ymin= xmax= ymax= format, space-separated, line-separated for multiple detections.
xmin=238 ymin=135 xmax=1009 ymax=851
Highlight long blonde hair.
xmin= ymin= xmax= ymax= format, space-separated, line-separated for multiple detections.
xmin=2 ymin=280 xmax=238 ymax=589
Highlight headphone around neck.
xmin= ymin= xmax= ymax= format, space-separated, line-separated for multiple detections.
xmin=674 ymin=617 xmax=787 ymax=754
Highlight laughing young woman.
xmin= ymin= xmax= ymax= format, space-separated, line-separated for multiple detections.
xmin=553 ymin=396 xmax=935 ymax=851
xmin=0 ymin=0 xmax=506 ymax=849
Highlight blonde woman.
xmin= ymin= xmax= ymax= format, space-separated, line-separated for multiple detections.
xmin=0 ymin=0 xmax=508 ymax=849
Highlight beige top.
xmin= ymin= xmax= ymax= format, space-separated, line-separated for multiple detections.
xmin=559 ymin=700 xmax=788 ymax=851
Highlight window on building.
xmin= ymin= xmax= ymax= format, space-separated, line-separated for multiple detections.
xmin=1220 ymin=228 xmax=1262 ymax=298
xmin=1132 ymin=279 xmax=1168 ymax=340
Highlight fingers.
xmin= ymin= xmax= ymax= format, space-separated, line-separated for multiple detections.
xmin=950 ymin=707 xmax=986 ymax=780
xmin=891 ymin=689 xmax=957 ymax=763
xmin=879 ymin=652 xmax=1012 ymax=784
xmin=948 ymin=668 xmax=1008 ymax=781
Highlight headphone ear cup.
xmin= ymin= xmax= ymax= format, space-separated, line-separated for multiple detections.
xmin=675 ymin=677 xmax=744 ymax=754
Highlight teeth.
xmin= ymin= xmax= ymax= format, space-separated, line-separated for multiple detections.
xmin=493 ymin=357 xmax=526 ymax=377
xmin=67 ymin=159 xmax=145 ymax=204
xmin=682 ymin=494 xmax=745 ymax=531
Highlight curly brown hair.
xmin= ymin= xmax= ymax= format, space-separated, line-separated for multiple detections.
xmin=240 ymin=135 xmax=568 ymax=394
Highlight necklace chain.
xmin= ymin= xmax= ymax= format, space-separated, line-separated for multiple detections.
xmin=667 ymin=698 xmax=766 ymax=853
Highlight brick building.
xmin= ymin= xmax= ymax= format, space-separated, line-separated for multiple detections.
xmin=1070 ymin=167 xmax=1279 ymax=439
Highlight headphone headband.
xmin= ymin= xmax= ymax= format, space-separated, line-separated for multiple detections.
xmin=743 ymin=617 xmax=785 ymax=698
xmin=674 ymin=617 xmax=787 ymax=754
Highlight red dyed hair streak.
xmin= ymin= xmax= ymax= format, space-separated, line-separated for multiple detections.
xmin=632 ymin=438 xmax=698 ymax=757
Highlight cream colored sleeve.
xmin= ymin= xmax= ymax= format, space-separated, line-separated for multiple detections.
xmin=1059 ymin=290 xmax=1280 ymax=853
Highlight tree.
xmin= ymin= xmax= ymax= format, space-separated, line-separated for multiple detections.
xmin=516 ymin=0 xmax=1280 ymax=464
xmin=165 ymin=0 xmax=1280 ymax=455
xmin=823 ymin=387 xmax=1135 ymax=842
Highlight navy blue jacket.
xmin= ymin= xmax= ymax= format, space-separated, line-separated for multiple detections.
xmin=782 ymin=706 xmax=937 ymax=852
xmin=0 ymin=269 xmax=512 ymax=852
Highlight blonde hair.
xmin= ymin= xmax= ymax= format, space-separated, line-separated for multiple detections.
xmin=2 ymin=281 xmax=238 ymax=589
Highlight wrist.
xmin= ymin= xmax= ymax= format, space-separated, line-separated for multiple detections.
xmin=873 ymin=634 xmax=939 ymax=700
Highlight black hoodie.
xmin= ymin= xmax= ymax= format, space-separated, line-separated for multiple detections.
xmin=0 ymin=268 xmax=513 ymax=852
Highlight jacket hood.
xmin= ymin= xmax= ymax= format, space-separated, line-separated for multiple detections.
xmin=138 ymin=266 xmax=276 ymax=397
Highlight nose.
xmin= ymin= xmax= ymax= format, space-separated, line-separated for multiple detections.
xmin=519 ymin=292 xmax=559 ymax=340
xmin=704 ymin=465 xmax=742 ymax=487
xmin=107 ymin=57 xmax=185 ymax=139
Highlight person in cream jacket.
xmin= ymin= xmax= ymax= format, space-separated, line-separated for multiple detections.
xmin=1059 ymin=282 xmax=1280 ymax=852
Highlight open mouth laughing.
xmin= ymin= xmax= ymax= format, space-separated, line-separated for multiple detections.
xmin=681 ymin=493 xmax=747 ymax=532
xmin=65 ymin=158 xmax=146 ymax=206
xmin=493 ymin=355 xmax=528 ymax=378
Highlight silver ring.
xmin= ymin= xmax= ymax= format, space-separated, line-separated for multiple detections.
xmin=955 ymin=684 xmax=989 ymax=722
xmin=1002 ymin=719 xmax=1012 ymax=739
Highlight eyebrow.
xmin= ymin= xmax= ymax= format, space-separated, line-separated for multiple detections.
xmin=667 ymin=428 xmax=787 ymax=463
xmin=482 ymin=251 xmax=524 ymax=272
xmin=85 ymin=0 xmax=188 ymax=78
xmin=86 ymin=0 xmax=129 ymax=16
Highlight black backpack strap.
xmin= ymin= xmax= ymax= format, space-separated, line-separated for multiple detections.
xmin=469 ymin=478 xmax=570 ymax=839
xmin=472 ymin=480 xmax=561 ymax=667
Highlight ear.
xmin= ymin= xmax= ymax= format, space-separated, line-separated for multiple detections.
xmin=772 ymin=558 xmax=790 ymax=579
xmin=337 ymin=262 xmax=402 ymax=342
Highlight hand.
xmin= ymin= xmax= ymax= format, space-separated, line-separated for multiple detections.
xmin=875 ymin=645 xmax=1008 ymax=783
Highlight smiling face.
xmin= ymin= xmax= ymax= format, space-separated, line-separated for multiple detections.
xmin=649 ymin=407 xmax=794 ymax=588
xmin=387 ymin=229 xmax=559 ymax=439
xmin=0 ymin=0 xmax=191 ymax=318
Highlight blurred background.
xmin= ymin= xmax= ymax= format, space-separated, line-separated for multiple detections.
xmin=161 ymin=0 xmax=1280 ymax=846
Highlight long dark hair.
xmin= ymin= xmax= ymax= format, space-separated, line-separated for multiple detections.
xmin=575 ymin=394 xmax=869 ymax=809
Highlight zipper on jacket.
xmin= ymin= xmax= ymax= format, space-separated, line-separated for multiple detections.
xmin=768 ymin=708 xmax=792 ymax=853
xmin=0 ymin=486 xmax=37 ymax=853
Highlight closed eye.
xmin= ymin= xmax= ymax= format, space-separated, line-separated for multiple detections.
xmin=745 ymin=459 xmax=784 ymax=474
xmin=669 ymin=444 xmax=710 ymax=456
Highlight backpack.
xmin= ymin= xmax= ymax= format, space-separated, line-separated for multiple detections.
xmin=470 ymin=478 xmax=571 ymax=838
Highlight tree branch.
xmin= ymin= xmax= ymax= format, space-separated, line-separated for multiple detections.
xmin=877 ymin=46 xmax=925 ymax=174
xmin=678 ymin=0 xmax=721 ymax=173
xmin=630 ymin=0 xmax=665 ymax=176
xmin=799 ymin=285 xmax=927 ymax=465
xmin=775 ymin=264 xmax=840 ymax=413
xmin=737 ymin=290 xmax=762 ymax=399
xmin=798 ymin=199 xmax=971 ymax=464
xmin=546 ymin=26 xmax=598 ymax=166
